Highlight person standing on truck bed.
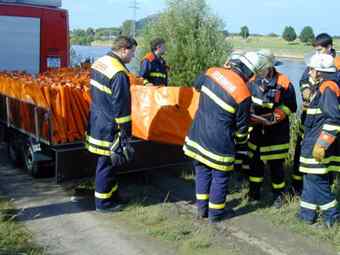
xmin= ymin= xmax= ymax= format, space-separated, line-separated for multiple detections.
xmin=139 ymin=38 xmax=168 ymax=86
xmin=183 ymin=51 xmax=269 ymax=223
xmin=86 ymin=36 xmax=137 ymax=213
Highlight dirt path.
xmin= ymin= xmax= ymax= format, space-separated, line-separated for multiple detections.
xmin=0 ymin=142 xmax=338 ymax=255
xmin=0 ymin=144 xmax=175 ymax=255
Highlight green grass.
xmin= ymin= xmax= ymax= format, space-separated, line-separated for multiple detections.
xmin=113 ymin=184 xmax=239 ymax=255
xmin=75 ymin=170 xmax=340 ymax=253
xmin=227 ymin=36 xmax=340 ymax=58
xmin=255 ymin=192 xmax=340 ymax=252
xmin=0 ymin=197 xmax=45 ymax=255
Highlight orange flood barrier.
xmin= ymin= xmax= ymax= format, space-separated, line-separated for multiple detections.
xmin=131 ymin=86 xmax=199 ymax=145
xmin=0 ymin=68 xmax=199 ymax=145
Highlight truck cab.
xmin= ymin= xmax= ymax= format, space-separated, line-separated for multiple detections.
xmin=0 ymin=0 xmax=69 ymax=74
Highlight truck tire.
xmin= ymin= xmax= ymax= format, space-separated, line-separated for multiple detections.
xmin=23 ymin=143 xmax=40 ymax=177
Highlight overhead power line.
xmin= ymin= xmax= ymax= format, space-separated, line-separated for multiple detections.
xmin=129 ymin=0 xmax=140 ymax=37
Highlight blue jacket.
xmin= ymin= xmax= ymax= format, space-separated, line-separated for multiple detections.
xmin=86 ymin=52 xmax=131 ymax=156
xmin=139 ymin=52 xmax=168 ymax=86
xmin=183 ymin=67 xmax=251 ymax=171
xmin=300 ymin=73 xmax=340 ymax=174
xmin=247 ymin=70 xmax=297 ymax=161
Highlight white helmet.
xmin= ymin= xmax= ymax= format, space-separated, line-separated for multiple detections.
xmin=230 ymin=51 xmax=270 ymax=74
xmin=257 ymin=49 xmax=277 ymax=68
xmin=306 ymin=53 xmax=336 ymax=72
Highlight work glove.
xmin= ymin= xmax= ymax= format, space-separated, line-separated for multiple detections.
xmin=250 ymin=113 xmax=276 ymax=126
xmin=302 ymin=87 xmax=312 ymax=102
xmin=312 ymin=131 xmax=336 ymax=162
xmin=110 ymin=133 xmax=135 ymax=167
xmin=312 ymin=144 xmax=326 ymax=162
xmin=273 ymin=108 xmax=286 ymax=122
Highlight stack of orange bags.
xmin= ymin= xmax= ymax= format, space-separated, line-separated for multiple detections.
xmin=0 ymin=69 xmax=147 ymax=144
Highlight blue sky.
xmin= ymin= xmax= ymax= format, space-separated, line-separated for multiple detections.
xmin=62 ymin=0 xmax=340 ymax=35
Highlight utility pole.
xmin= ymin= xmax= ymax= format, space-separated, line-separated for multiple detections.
xmin=129 ymin=0 xmax=140 ymax=38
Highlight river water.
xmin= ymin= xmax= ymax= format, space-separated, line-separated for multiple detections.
xmin=72 ymin=45 xmax=306 ymax=100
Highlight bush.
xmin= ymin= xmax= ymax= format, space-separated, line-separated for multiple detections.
xmin=139 ymin=0 xmax=232 ymax=85
xmin=282 ymin=26 xmax=297 ymax=42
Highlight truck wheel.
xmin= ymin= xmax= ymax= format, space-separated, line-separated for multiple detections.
xmin=23 ymin=144 xmax=40 ymax=177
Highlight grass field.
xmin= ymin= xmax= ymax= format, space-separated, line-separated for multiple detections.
xmin=227 ymin=35 xmax=340 ymax=59
xmin=91 ymin=35 xmax=340 ymax=59
xmin=0 ymin=197 xmax=45 ymax=255
xmin=96 ymin=169 xmax=340 ymax=253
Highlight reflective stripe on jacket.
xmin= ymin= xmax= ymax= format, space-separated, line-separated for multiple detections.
xmin=248 ymin=71 xmax=297 ymax=160
xmin=183 ymin=68 xmax=251 ymax=171
xmin=300 ymin=75 xmax=340 ymax=174
xmin=139 ymin=52 xmax=168 ymax=86
xmin=86 ymin=52 xmax=131 ymax=156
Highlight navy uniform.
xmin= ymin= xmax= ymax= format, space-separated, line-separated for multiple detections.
xmin=292 ymin=55 xmax=340 ymax=193
xmin=247 ymin=70 xmax=297 ymax=203
xmin=139 ymin=52 xmax=168 ymax=86
xmin=183 ymin=67 xmax=251 ymax=221
xmin=298 ymin=73 xmax=340 ymax=227
xmin=86 ymin=52 xmax=132 ymax=210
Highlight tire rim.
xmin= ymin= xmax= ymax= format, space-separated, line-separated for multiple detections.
xmin=25 ymin=146 xmax=34 ymax=171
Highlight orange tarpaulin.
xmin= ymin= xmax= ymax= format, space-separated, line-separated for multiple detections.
xmin=131 ymin=85 xmax=199 ymax=145
xmin=0 ymin=69 xmax=199 ymax=145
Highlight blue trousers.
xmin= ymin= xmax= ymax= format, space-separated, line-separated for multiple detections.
xmin=299 ymin=173 xmax=338 ymax=223
xmin=95 ymin=156 xmax=119 ymax=209
xmin=194 ymin=161 xmax=230 ymax=218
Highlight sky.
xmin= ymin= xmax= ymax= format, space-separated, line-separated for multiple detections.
xmin=62 ymin=0 xmax=340 ymax=36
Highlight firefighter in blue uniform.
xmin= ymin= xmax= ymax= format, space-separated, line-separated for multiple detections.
xmin=139 ymin=38 xmax=168 ymax=86
xmin=297 ymin=53 xmax=340 ymax=228
xmin=86 ymin=36 xmax=137 ymax=213
xmin=292 ymin=33 xmax=340 ymax=195
xmin=183 ymin=51 xmax=269 ymax=223
xmin=247 ymin=49 xmax=297 ymax=208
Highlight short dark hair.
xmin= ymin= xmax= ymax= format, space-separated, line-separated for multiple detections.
xmin=112 ymin=36 xmax=138 ymax=51
xmin=150 ymin=38 xmax=165 ymax=51
xmin=313 ymin=33 xmax=333 ymax=47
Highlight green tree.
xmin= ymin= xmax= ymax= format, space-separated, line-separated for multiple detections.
xmin=86 ymin=27 xmax=95 ymax=37
xmin=282 ymin=26 xmax=297 ymax=42
xmin=240 ymin=26 xmax=249 ymax=39
xmin=299 ymin=26 xmax=315 ymax=44
xmin=121 ymin=20 xmax=134 ymax=36
xmin=140 ymin=0 xmax=232 ymax=85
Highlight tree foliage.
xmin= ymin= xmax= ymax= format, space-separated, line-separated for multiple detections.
xmin=121 ymin=20 xmax=134 ymax=36
xmin=70 ymin=27 xmax=122 ymax=45
xmin=299 ymin=26 xmax=315 ymax=44
xmin=240 ymin=26 xmax=249 ymax=39
xmin=140 ymin=0 xmax=231 ymax=85
xmin=282 ymin=26 xmax=297 ymax=42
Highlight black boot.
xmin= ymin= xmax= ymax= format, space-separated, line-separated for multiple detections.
xmin=208 ymin=208 xmax=236 ymax=224
xmin=272 ymin=192 xmax=286 ymax=209
xmin=291 ymin=180 xmax=302 ymax=196
xmin=247 ymin=183 xmax=261 ymax=205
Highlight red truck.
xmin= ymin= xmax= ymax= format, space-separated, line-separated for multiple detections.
xmin=0 ymin=1 xmax=188 ymax=182
xmin=0 ymin=0 xmax=69 ymax=74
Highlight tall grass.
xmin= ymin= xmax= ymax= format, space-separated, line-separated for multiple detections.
xmin=0 ymin=198 xmax=45 ymax=255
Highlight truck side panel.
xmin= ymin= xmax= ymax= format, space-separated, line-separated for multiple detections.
xmin=0 ymin=4 xmax=69 ymax=73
